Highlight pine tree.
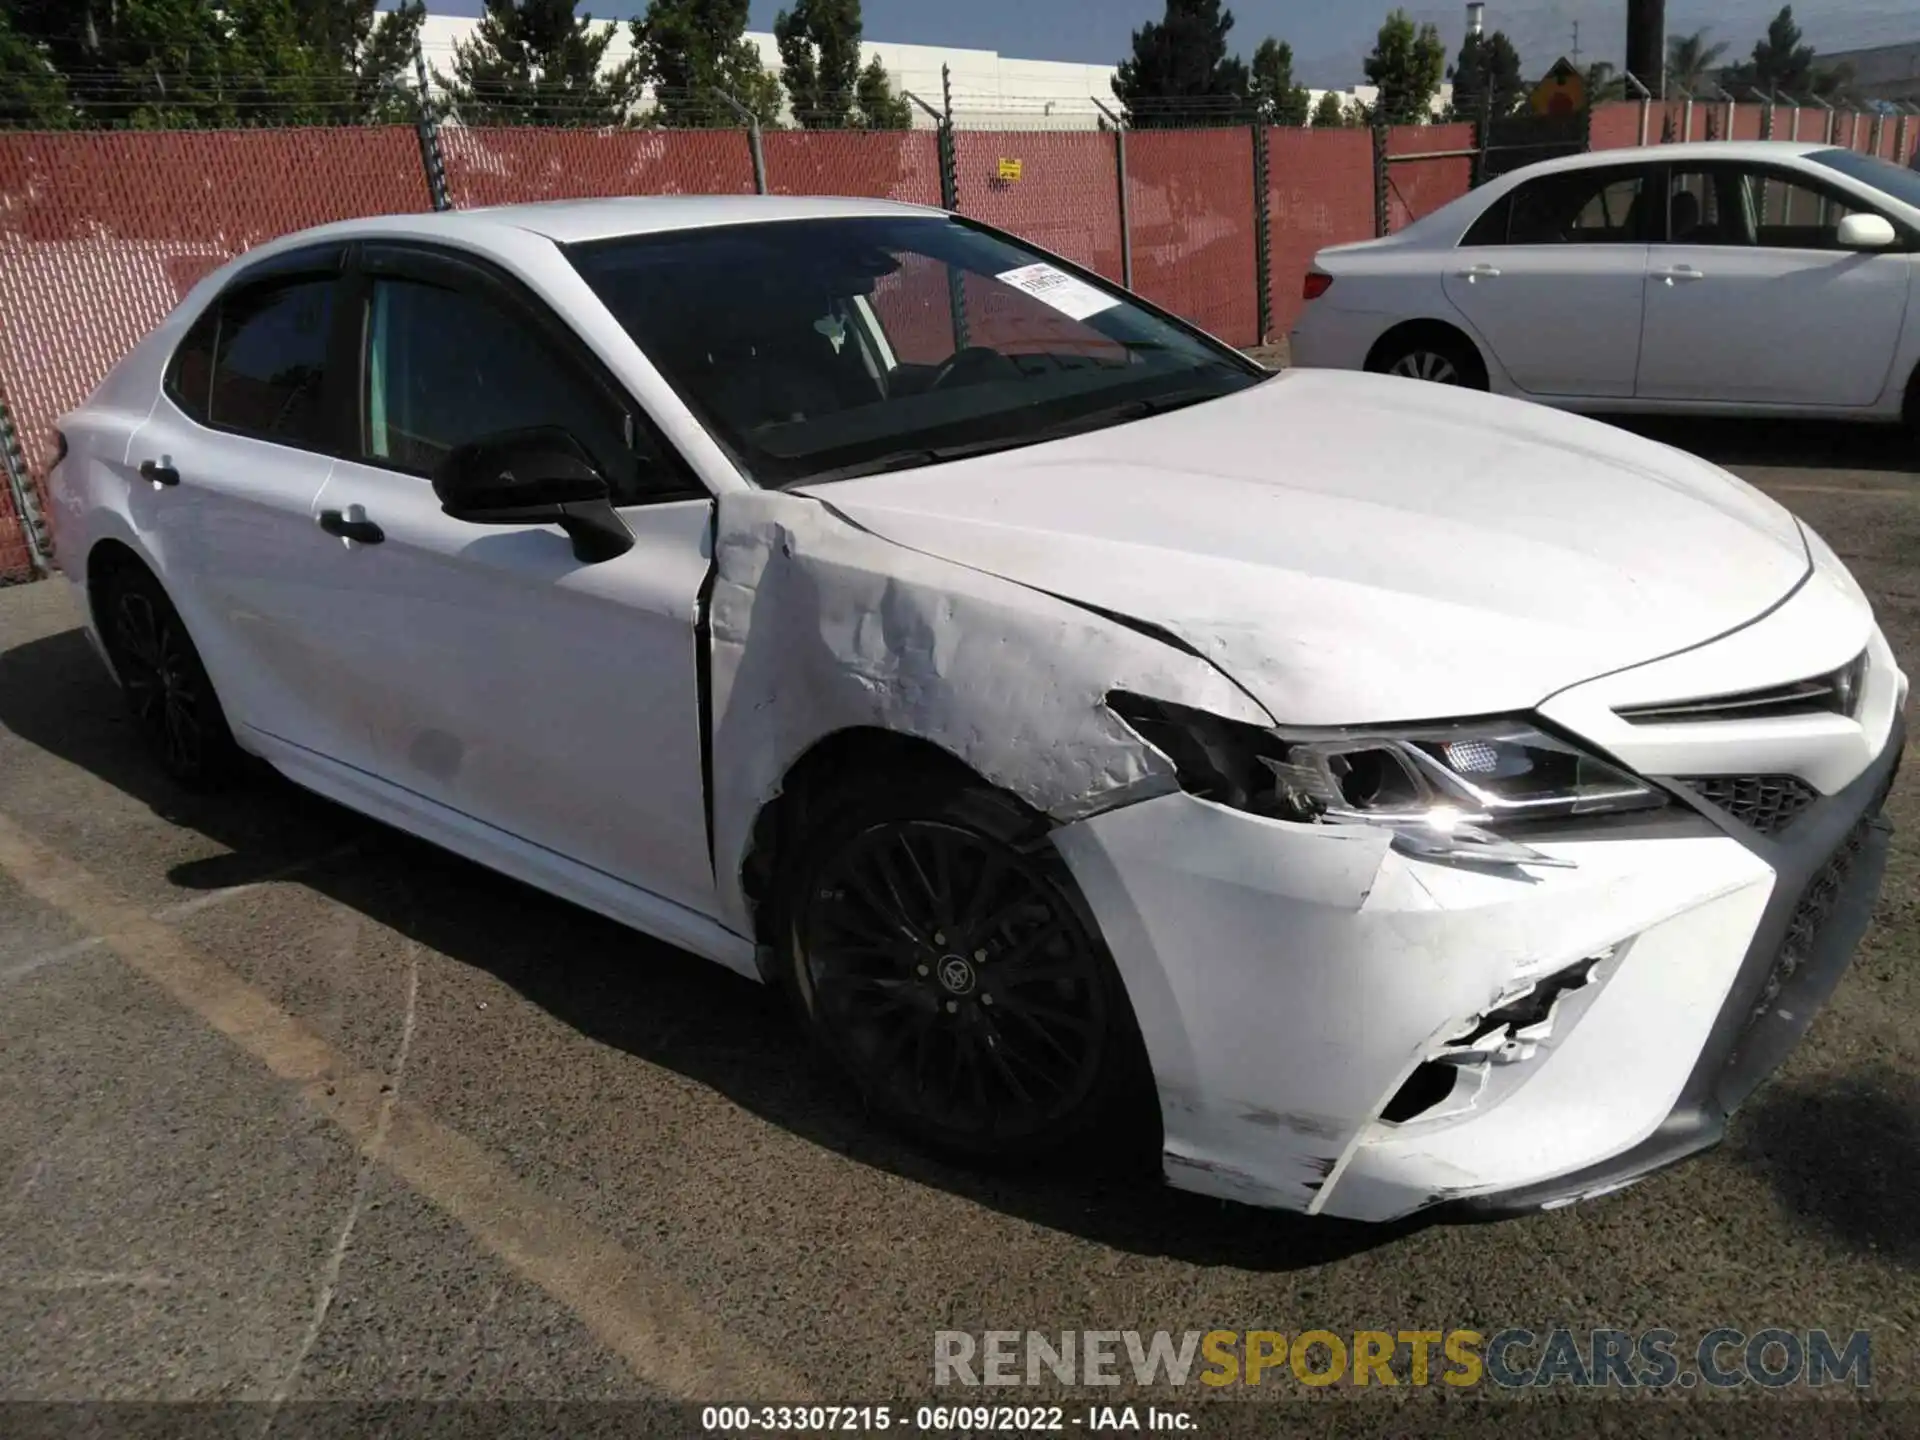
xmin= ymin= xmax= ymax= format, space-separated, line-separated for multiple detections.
xmin=1310 ymin=90 xmax=1352 ymax=128
xmin=774 ymin=0 xmax=863 ymax=129
xmin=1362 ymin=9 xmax=1446 ymax=125
xmin=632 ymin=0 xmax=782 ymax=128
xmin=1447 ymin=29 xmax=1524 ymax=122
xmin=1112 ymin=0 xmax=1251 ymax=128
xmin=854 ymin=55 xmax=911 ymax=129
xmin=441 ymin=0 xmax=637 ymax=128
xmin=1249 ymin=38 xmax=1310 ymax=126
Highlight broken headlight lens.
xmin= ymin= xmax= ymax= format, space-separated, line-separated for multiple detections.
xmin=1108 ymin=693 xmax=1665 ymax=868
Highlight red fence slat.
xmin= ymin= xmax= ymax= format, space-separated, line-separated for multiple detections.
xmin=1124 ymin=127 xmax=1258 ymax=347
xmin=0 ymin=126 xmax=433 ymax=581
xmin=951 ymin=130 xmax=1124 ymax=283
xmin=1266 ymin=127 xmax=1374 ymax=338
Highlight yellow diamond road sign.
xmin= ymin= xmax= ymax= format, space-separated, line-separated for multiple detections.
xmin=1530 ymin=57 xmax=1586 ymax=116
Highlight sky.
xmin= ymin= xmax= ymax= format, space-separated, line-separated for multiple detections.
xmin=404 ymin=3 xmax=1919 ymax=88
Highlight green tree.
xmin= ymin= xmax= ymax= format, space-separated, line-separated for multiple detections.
xmin=854 ymin=54 xmax=911 ymax=129
xmin=1447 ymin=28 xmax=1524 ymax=121
xmin=1666 ymin=28 xmax=1729 ymax=96
xmin=440 ymin=0 xmax=637 ymax=127
xmin=1722 ymin=7 xmax=1851 ymax=98
xmin=9 ymin=0 xmax=424 ymax=128
xmin=632 ymin=0 xmax=782 ymax=127
xmin=1111 ymin=0 xmax=1251 ymax=128
xmin=774 ymin=0 xmax=863 ymax=129
xmin=1249 ymin=37 xmax=1310 ymax=126
xmin=0 ymin=8 xmax=73 ymax=128
xmin=10 ymin=0 xmax=238 ymax=127
xmin=1310 ymin=89 xmax=1353 ymax=127
xmin=1362 ymin=9 xmax=1446 ymax=125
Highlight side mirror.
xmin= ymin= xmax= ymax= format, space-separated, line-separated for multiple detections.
xmin=1836 ymin=213 xmax=1898 ymax=250
xmin=433 ymin=427 xmax=634 ymax=564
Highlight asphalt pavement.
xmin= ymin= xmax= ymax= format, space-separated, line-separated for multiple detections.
xmin=1 ymin=411 xmax=1916 ymax=1437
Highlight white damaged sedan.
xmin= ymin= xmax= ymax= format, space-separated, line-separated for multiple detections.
xmin=48 ymin=197 xmax=1909 ymax=1222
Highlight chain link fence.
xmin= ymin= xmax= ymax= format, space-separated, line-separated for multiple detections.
xmin=2 ymin=92 xmax=1916 ymax=580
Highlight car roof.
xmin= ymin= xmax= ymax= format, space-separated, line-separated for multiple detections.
xmin=260 ymin=193 xmax=948 ymax=254
xmin=1515 ymin=140 xmax=1835 ymax=175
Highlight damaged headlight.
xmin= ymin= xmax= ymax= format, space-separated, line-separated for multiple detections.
xmin=1108 ymin=692 xmax=1665 ymax=869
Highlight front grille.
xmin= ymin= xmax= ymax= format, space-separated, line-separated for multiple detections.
xmin=1616 ymin=652 xmax=1867 ymax=726
xmin=1745 ymin=817 xmax=1872 ymax=1031
xmin=1677 ymin=775 xmax=1819 ymax=836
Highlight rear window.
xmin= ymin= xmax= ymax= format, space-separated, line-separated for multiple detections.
xmin=165 ymin=276 xmax=337 ymax=450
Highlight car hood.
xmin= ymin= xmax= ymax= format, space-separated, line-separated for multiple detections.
xmin=794 ymin=369 xmax=1811 ymax=725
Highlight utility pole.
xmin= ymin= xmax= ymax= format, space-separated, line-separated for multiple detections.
xmin=1572 ymin=21 xmax=1581 ymax=68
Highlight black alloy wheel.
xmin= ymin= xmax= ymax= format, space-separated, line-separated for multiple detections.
xmin=101 ymin=569 xmax=239 ymax=789
xmin=785 ymin=786 xmax=1145 ymax=1161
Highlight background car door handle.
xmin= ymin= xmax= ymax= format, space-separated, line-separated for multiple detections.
xmin=138 ymin=459 xmax=179 ymax=486
xmin=1455 ymin=265 xmax=1501 ymax=282
xmin=319 ymin=509 xmax=384 ymax=544
xmin=1656 ymin=267 xmax=1705 ymax=284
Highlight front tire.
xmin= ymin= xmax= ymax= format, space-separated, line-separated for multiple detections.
xmin=98 ymin=565 xmax=241 ymax=790
xmin=777 ymin=777 xmax=1153 ymax=1165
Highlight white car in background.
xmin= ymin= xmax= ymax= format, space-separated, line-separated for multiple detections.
xmin=1290 ymin=141 xmax=1920 ymax=426
xmin=47 ymin=195 xmax=1908 ymax=1223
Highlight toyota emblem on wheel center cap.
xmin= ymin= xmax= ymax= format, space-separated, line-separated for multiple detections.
xmin=937 ymin=955 xmax=977 ymax=995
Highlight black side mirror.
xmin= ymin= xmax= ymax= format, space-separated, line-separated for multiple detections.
xmin=433 ymin=426 xmax=634 ymax=564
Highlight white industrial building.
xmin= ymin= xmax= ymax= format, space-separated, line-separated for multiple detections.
xmin=416 ymin=14 xmax=1443 ymax=129
xmin=417 ymin=15 xmax=1123 ymax=129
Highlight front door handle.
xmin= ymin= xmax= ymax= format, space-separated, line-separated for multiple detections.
xmin=138 ymin=459 xmax=179 ymax=487
xmin=1455 ymin=264 xmax=1502 ymax=282
xmin=1655 ymin=266 xmax=1705 ymax=284
xmin=319 ymin=509 xmax=384 ymax=544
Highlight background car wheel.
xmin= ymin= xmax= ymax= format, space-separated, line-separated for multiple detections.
xmin=98 ymin=566 xmax=241 ymax=790
xmin=777 ymin=775 xmax=1156 ymax=1167
xmin=1370 ymin=330 xmax=1488 ymax=390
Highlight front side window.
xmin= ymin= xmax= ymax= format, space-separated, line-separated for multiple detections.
xmin=359 ymin=277 xmax=683 ymax=503
xmin=166 ymin=277 xmax=337 ymax=447
xmin=1667 ymin=166 xmax=1883 ymax=250
xmin=567 ymin=216 xmax=1266 ymax=488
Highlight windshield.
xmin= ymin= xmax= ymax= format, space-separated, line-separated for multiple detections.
xmin=567 ymin=216 xmax=1267 ymax=487
xmin=1807 ymin=147 xmax=1920 ymax=211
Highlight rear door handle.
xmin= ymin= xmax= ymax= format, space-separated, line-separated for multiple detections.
xmin=1455 ymin=264 xmax=1502 ymax=282
xmin=319 ymin=509 xmax=384 ymax=544
xmin=1655 ymin=266 xmax=1705 ymax=284
xmin=138 ymin=459 xmax=179 ymax=487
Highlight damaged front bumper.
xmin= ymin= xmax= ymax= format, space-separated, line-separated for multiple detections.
xmin=1050 ymin=714 xmax=1905 ymax=1223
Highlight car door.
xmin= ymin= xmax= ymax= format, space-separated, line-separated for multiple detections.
xmin=1636 ymin=161 xmax=1915 ymax=406
xmin=1440 ymin=163 xmax=1654 ymax=397
xmin=307 ymin=243 xmax=720 ymax=916
xmin=124 ymin=246 xmax=360 ymax=762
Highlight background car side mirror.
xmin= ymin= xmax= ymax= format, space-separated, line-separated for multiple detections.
xmin=433 ymin=427 xmax=634 ymax=564
xmin=1836 ymin=214 xmax=1898 ymax=251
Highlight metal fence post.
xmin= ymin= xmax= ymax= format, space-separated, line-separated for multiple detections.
xmin=1250 ymin=121 xmax=1271 ymax=344
xmin=1092 ymin=96 xmax=1133 ymax=290
xmin=1472 ymin=86 xmax=1492 ymax=186
xmin=0 ymin=386 xmax=50 ymax=578
xmin=1371 ymin=111 xmax=1389 ymax=239
xmin=712 ymin=89 xmax=768 ymax=194
xmin=412 ymin=41 xmax=452 ymax=212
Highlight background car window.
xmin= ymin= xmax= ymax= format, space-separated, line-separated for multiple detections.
xmin=203 ymin=278 xmax=335 ymax=447
xmin=1746 ymin=170 xmax=1861 ymax=249
xmin=362 ymin=278 xmax=682 ymax=503
xmin=1666 ymin=170 xmax=1742 ymax=245
xmin=1463 ymin=170 xmax=1645 ymax=246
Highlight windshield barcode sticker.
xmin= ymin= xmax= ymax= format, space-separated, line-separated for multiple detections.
xmin=994 ymin=263 xmax=1121 ymax=321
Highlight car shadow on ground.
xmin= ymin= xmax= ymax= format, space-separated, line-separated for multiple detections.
xmin=0 ymin=623 xmax=1421 ymax=1272
xmin=1603 ymin=415 xmax=1920 ymax=476
xmin=1730 ymin=1067 xmax=1920 ymax=1271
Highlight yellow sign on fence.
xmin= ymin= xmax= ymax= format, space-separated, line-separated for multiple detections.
xmin=997 ymin=158 xmax=1024 ymax=182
